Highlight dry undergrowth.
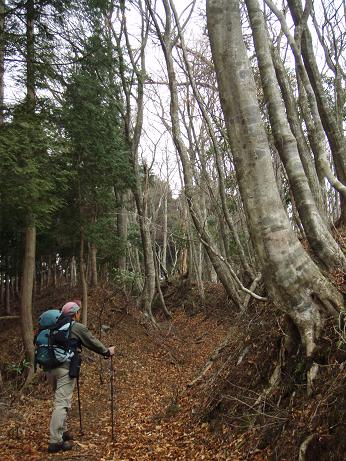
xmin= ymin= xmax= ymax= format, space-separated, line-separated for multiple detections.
xmin=189 ymin=298 xmax=346 ymax=461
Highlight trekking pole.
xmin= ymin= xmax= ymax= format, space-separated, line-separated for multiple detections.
xmin=110 ymin=355 xmax=115 ymax=442
xmin=76 ymin=377 xmax=84 ymax=435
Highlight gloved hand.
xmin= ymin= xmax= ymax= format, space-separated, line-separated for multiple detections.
xmin=108 ymin=346 xmax=115 ymax=356
xmin=103 ymin=346 xmax=115 ymax=358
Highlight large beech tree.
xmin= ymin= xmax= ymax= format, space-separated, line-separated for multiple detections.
xmin=206 ymin=0 xmax=343 ymax=356
xmin=244 ymin=0 xmax=346 ymax=271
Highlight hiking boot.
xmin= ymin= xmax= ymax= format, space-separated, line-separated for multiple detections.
xmin=48 ymin=440 xmax=73 ymax=453
xmin=63 ymin=431 xmax=74 ymax=441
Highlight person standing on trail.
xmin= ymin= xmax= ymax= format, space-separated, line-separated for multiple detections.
xmin=46 ymin=300 xmax=115 ymax=454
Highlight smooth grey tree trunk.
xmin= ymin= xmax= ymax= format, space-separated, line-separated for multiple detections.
xmin=264 ymin=0 xmax=346 ymax=214
xmin=136 ymin=165 xmax=156 ymax=321
xmin=207 ymin=0 xmax=343 ymax=355
xmin=162 ymin=192 xmax=168 ymax=273
xmin=116 ymin=190 xmax=128 ymax=271
xmin=271 ymin=46 xmax=324 ymax=214
xmin=70 ymin=256 xmax=77 ymax=287
xmin=287 ymin=0 xmax=346 ymax=224
xmin=296 ymin=73 xmax=325 ymax=185
xmin=245 ymin=0 xmax=346 ymax=270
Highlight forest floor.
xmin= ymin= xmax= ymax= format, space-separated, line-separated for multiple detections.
xmin=1 ymin=279 xmax=346 ymax=461
xmin=0 ymin=284 xmax=267 ymax=461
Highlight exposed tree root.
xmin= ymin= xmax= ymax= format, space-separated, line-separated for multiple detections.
xmin=307 ymin=362 xmax=319 ymax=397
xmin=254 ymin=336 xmax=286 ymax=407
xmin=187 ymin=330 xmax=234 ymax=388
xmin=242 ymin=273 xmax=263 ymax=311
xmin=254 ymin=363 xmax=281 ymax=407
xmin=298 ymin=433 xmax=317 ymax=461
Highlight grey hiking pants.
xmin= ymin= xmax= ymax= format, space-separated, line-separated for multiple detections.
xmin=46 ymin=367 xmax=75 ymax=444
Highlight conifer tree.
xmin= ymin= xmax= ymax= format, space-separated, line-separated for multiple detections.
xmin=0 ymin=0 xmax=72 ymax=380
xmin=60 ymin=24 xmax=131 ymax=323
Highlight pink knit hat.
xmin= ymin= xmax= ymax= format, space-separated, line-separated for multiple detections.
xmin=61 ymin=301 xmax=80 ymax=316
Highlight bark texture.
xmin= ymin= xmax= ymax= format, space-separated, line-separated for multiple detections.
xmin=20 ymin=0 xmax=36 ymax=384
xmin=271 ymin=46 xmax=324 ymax=214
xmin=287 ymin=0 xmax=346 ymax=224
xmin=207 ymin=0 xmax=343 ymax=355
xmin=90 ymin=244 xmax=98 ymax=287
xmin=20 ymin=224 xmax=36 ymax=380
xmin=245 ymin=0 xmax=346 ymax=270
xmin=116 ymin=190 xmax=128 ymax=271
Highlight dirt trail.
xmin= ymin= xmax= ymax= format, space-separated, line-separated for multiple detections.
xmin=1 ymin=307 xmax=238 ymax=461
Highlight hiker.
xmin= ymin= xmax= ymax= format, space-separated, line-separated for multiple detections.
xmin=46 ymin=300 xmax=115 ymax=453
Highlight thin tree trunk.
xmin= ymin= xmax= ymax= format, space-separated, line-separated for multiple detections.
xmin=80 ymin=230 xmax=88 ymax=326
xmin=296 ymin=73 xmax=324 ymax=186
xmin=287 ymin=0 xmax=346 ymax=224
xmin=179 ymin=205 xmax=189 ymax=276
xmin=112 ymin=1 xmax=156 ymax=321
xmin=70 ymin=256 xmax=77 ymax=287
xmin=264 ymin=0 xmax=346 ymax=214
xmin=153 ymin=248 xmax=172 ymax=318
xmin=137 ymin=165 xmax=156 ymax=320
xmin=162 ymin=192 xmax=168 ymax=273
xmin=26 ymin=0 xmax=35 ymax=111
xmin=5 ymin=273 xmax=10 ymax=314
xmin=207 ymin=0 xmax=343 ymax=356
xmin=271 ymin=46 xmax=324 ymax=214
xmin=10 ymin=276 xmax=15 ymax=299
xmin=20 ymin=224 xmax=36 ymax=383
xmin=39 ymin=257 xmax=43 ymax=292
xmin=53 ymin=262 xmax=57 ymax=287
xmin=170 ymin=2 xmax=254 ymax=279
xmin=0 ymin=271 xmax=4 ymax=307
xmin=116 ymin=190 xmax=128 ymax=271
xmin=47 ymin=255 xmax=52 ymax=287
xmin=20 ymin=0 xmax=36 ymax=386
xmin=128 ymin=244 xmax=143 ymax=292
xmin=0 ymin=2 xmax=5 ymax=315
xmin=90 ymin=244 xmax=98 ymax=287
xmin=15 ymin=272 xmax=19 ymax=296
xmin=146 ymin=0 xmax=242 ymax=308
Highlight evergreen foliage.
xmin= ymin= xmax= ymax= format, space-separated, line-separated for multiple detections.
xmin=59 ymin=27 xmax=132 ymax=263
